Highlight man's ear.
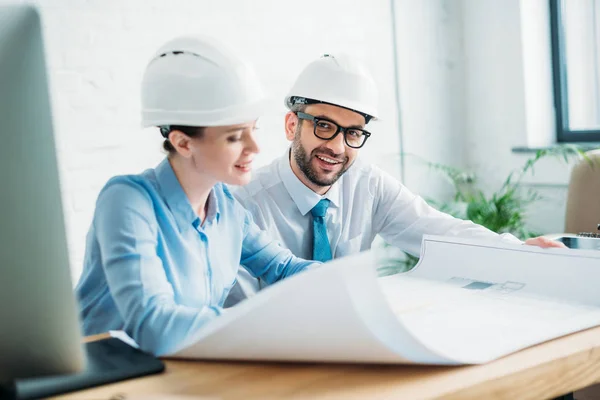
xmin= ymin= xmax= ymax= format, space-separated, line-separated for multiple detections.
xmin=284 ymin=111 xmax=299 ymax=142
xmin=168 ymin=130 xmax=193 ymax=158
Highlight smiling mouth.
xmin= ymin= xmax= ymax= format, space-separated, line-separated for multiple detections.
xmin=235 ymin=162 xmax=252 ymax=170
xmin=315 ymin=155 xmax=343 ymax=165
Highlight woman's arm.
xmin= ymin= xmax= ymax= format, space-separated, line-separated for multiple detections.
xmin=239 ymin=209 xmax=319 ymax=284
xmin=93 ymin=181 xmax=219 ymax=356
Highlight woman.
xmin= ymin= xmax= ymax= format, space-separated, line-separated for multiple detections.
xmin=75 ymin=36 xmax=319 ymax=356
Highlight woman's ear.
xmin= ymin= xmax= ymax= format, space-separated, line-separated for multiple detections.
xmin=284 ymin=111 xmax=299 ymax=142
xmin=168 ymin=130 xmax=193 ymax=158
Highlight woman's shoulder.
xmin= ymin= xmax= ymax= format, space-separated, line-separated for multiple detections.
xmin=96 ymin=169 xmax=160 ymax=208
xmin=91 ymin=171 xmax=166 ymax=232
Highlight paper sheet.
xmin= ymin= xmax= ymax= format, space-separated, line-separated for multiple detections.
xmin=171 ymin=235 xmax=600 ymax=365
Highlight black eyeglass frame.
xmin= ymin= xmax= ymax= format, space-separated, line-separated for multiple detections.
xmin=296 ymin=112 xmax=371 ymax=149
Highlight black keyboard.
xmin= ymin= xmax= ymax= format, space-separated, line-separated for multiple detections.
xmin=16 ymin=338 xmax=165 ymax=400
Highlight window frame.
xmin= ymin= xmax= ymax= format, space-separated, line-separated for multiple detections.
xmin=550 ymin=0 xmax=600 ymax=142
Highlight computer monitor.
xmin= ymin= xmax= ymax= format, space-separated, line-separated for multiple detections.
xmin=0 ymin=6 xmax=164 ymax=399
xmin=0 ymin=3 xmax=86 ymax=389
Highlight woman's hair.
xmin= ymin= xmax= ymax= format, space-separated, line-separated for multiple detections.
xmin=160 ymin=125 xmax=205 ymax=154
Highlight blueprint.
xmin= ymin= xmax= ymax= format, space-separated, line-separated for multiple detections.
xmin=171 ymin=236 xmax=600 ymax=365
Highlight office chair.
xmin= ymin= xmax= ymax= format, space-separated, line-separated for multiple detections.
xmin=564 ymin=149 xmax=600 ymax=234
xmin=563 ymin=149 xmax=600 ymax=400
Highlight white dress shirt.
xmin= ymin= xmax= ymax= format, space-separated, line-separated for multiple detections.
xmin=228 ymin=150 xmax=521 ymax=302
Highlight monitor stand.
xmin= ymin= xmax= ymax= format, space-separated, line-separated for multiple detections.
xmin=12 ymin=338 xmax=165 ymax=400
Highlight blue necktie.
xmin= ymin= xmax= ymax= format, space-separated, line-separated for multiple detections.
xmin=311 ymin=199 xmax=332 ymax=262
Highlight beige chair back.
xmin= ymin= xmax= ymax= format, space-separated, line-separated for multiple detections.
xmin=565 ymin=149 xmax=600 ymax=233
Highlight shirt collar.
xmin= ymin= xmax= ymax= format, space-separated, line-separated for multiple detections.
xmin=278 ymin=149 xmax=340 ymax=216
xmin=204 ymin=185 xmax=221 ymax=225
xmin=155 ymin=158 xmax=220 ymax=231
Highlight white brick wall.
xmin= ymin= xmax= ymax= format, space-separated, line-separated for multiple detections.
xmin=3 ymin=0 xmax=568 ymax=282
xmin=392 ymin=0 xmax=466 ymax=201
xmin=16 ymin=0 xmax=401 ymax=281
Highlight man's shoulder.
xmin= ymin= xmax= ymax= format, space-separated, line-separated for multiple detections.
xmin=342 ymin=158 xmax=387 ymax=183
xmin=339 ymin=158 xmax=402 ymax=200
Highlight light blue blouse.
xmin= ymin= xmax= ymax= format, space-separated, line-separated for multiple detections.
xmin=75 ymin=158 xmax=317 ymax=355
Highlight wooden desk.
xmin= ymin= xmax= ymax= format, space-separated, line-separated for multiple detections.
xmin=51 ymin=326 xmax=600 ymax=400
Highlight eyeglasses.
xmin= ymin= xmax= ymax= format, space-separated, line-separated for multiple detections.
xmin=296 ymin=112 xmax=371 ymax=149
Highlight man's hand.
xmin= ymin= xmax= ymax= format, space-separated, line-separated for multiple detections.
xmin=524 ymin=236 xmax=568 ymax=248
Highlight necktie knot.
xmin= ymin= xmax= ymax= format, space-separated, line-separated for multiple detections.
xmin=311 ymin=199 xmax=330 ymax=218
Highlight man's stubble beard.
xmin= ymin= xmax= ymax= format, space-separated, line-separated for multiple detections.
xmin=291 ymin=130 xmax=352 ymax=188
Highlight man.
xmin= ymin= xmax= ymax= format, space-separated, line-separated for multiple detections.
xmin=227 ymin=53 xmax=563 ymax=302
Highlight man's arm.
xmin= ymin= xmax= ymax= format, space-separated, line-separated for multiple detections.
xmin=373 ymin=169 xmax=565 ymax=252
xmin=372 ymin=169 xmax=523 ymax=255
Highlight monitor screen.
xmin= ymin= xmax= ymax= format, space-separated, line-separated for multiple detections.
xmin=0 ymin=4 xmax=84 ymax=384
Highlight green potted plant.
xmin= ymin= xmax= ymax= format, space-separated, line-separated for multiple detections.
xmin=377 ymin=145 xmax=587 ymax=276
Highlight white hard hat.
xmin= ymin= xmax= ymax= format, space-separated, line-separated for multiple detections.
xmin=141 ymin=35 xmax=268 ymax=128
xmin=284 ymin=54 xmax=379 ymax=122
